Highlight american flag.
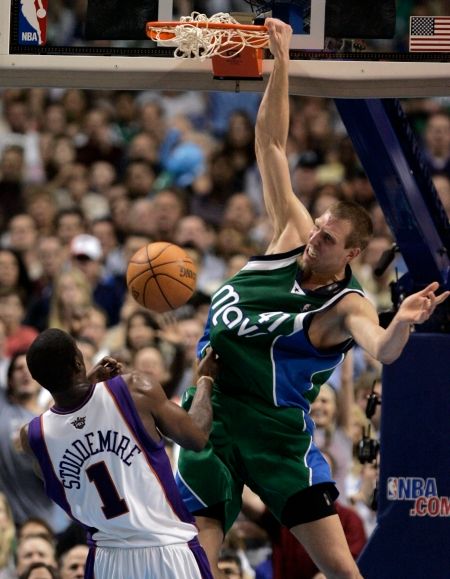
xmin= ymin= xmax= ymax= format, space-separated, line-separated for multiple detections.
xmin=409 ymin=16 xmax=450 ymax=52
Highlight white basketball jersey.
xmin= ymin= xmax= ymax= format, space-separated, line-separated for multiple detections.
xmin=28 ymin=376 xmax=198 ymax=548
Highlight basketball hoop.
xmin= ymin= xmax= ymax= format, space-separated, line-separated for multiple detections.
xmin=146 ymin=12 xmax=269 ymax=80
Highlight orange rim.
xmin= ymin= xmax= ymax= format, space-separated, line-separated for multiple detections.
xmin=146 ymin=20 xmax=268 ymax=41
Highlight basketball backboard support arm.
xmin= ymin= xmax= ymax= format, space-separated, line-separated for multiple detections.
xmin=336 ymin=98 xmax=450 ymax=290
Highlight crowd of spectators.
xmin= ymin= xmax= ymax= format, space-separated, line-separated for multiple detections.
xmin=2 ymin=1 xmax=450 ymax=578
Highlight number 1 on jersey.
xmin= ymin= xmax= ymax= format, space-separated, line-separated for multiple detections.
xmin=86 ymin=461 xmax=129 ymax=519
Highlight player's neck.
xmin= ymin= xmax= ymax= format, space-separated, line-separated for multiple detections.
xmin=300 ymin=266 xmax=346 ymax=289
xmin=52 ymin=382 xmax=93 ymax=410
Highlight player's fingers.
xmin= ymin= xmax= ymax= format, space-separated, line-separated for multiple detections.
xmin=418 ymin=282 xmax=439 ymax=295
xmin=435 ymin=290 xmax=450 ymax=306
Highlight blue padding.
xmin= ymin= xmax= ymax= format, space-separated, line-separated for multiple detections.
xmin=336 ymin=98 xmax=450 ymax=290
xmin=358 ymin=334 xmax=450 ymax=578
xmin=272 ymin=3 xmax=304 ymax=34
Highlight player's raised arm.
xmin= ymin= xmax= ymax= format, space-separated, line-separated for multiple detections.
xmin=255 ymin=18 xmax=314 ymax=253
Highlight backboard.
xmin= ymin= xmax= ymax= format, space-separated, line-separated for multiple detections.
xmin=1 ymin=0 xmax=450 ymax=97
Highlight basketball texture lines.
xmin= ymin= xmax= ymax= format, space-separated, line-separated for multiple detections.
xmin=126 ymin=242 xmax=197 ymax=312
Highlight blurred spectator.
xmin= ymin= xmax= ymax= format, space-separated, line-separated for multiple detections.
xmin=352 ymin=235 xmax=397 ymax=312
xmin=133 ymin=346 xmax=171 ymax=392
xmin=191 ymin=150 xmax=238 ymax=226
xmin=6 ymin=214 xmax=40 ymax=281
xmin=124 ymin=309 xmax=160 ymax=354
xmin=151 ymin=188 xmax=187 ymax=241
xmin=25 ymin=189 xmax=58 ymax=237
xmin=354 ymin=372 xmax=382 ymax=437
xmin=292 ymin=151 xmax=321 ymax=208
xmin=47 ymin=269 xmax=93 ymax=334
xmin=222 ymin=193 xmax=258 ymax=237
xmin=124 ymin=159 xmax=156 ymax=199
xmin=432 ymin=173 xmax=450 ymax=219
xmin=33 ymin=235 xmax=65 ymax=297
xmin=18 ymin=562 xmax=59 ymax=579
xmin=0 ymin=492 xmax=16 ymax=579
xmin=77 ymin=305 xmax=109 ymax=361
xmin=0 ymin=145 xmax=26 ymax=230
xmin=15 ymin=536 xmax=57 ymax=578
xmin=422 ymin=111 xmax=450 ymax=178
xmin=126 ymin=132 xmax=160 ymax=168
xmin=0 ymin=318 xmax=10 ymax=388
xmin=51 ymin=161 xmax=109 ymax=223
xmin=58 ymin=545 xmax=88 ymax=579
xmin=0 ymin=249 xmax=35 ymax=302
xmin=206 ymin=92 xmax=261 ymax=137
xmin=54 ymin=208 xmax=86 ymax=250
xmin=221 ymin=111 xmax=257 ymax=190
xmin=126 ymin=198 xmax=155 ymax=238
xmin=172 ymin=316 xmax=204 ymax=399
xmin=0 ymin=353 xmax=63 ymax=531
xmin=0 ymin=289 xmax=38 ymax=358
xmin=111 ymin=91 xmax=140 ymax=145
xmin=42 ymin=103 xmax=68 ymax=138
xmin=218 ymin=549 xmax=244 ymax=579
xmin=310 ymin=353 xmax=354 ymax=503
xmin=174 ymin=215 xmax=226 ymax=295
xmin=75 ymin=108 xmax=123 ymax=168
xmin=0 ymin=97 xmax=43 ymax=185
xmin=18 ymin=517 xmax=55 ymax=544
xmin=69 ymin=234 xmax=125 ymax=326
xmin=91 ymin=217 xmax=125 ymax=277
xmin=88 ymin=161 xmax=117 ymax=197
xmin=75 ymin=336 xmax=97 ymax=372
xmin=348 ymin=460 xmax=379 ymax=539
xmin=24 ymin=236 xmax=65 ymax=332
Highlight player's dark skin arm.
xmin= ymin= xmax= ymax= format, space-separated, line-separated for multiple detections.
xmin=128 ymin=348 xmax=218 ymax=451
xmin=19 ymin=424 xmax=43 ymax=480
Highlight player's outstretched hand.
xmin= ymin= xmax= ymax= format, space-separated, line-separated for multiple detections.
xmin=397 ymin=282 xmax=450 ymax=325
xmin=265 ymin=17 xmax=292 ymax=60
xmin=87 ymin=356 xmax=123 ymax=383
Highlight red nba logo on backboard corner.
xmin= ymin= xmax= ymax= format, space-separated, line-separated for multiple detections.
xmin=19 ymin=0 xmax=48 ymax=45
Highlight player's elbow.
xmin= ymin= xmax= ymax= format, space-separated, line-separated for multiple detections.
xmin=375 ymin=347 xmax=401 ymax=365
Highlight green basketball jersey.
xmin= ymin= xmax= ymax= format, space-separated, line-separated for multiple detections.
xmin=198 ymin=246 xmax=364 ymax=411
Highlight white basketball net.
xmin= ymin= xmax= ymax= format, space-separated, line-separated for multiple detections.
xmin=149 ymin=12 xmax=269 ymax=60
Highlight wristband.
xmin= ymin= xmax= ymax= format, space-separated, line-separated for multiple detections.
xmin=196 ymin=375 xmax=214 ymax=386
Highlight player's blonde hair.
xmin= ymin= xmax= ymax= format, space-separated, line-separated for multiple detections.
xmin=328 ymin=200 xmax=374 ymax=251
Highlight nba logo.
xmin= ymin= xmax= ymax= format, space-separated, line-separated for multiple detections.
xmin=19 ymin=0 xmax=48 ymax=45
xmin=387 ymin=477 xmax=398 ymax=500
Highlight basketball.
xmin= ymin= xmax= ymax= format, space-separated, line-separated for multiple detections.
xmin=126 ymin=242 xmax=197 ymax=313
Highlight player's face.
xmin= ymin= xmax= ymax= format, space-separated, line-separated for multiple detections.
xmin=302 ymin=212 xmax=358 ymax=274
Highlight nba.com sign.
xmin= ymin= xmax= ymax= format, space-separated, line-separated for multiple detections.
xmin=19 ymin=0 xmax=48 ymax=45
xmin=387 ymin=477 xmax=450 ymax=517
